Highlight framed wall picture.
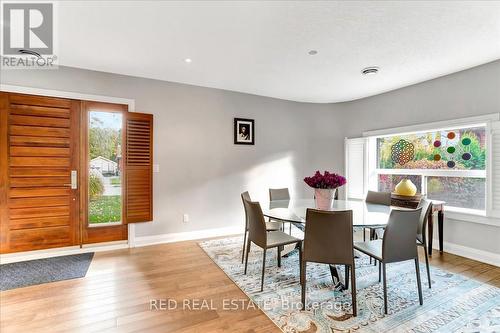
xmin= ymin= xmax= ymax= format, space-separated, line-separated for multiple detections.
xmin=234 ymin=118 xmax=254 ymax=145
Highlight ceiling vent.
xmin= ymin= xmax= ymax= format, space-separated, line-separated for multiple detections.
xmin=361 ymin=67 xmax=379 ymax=75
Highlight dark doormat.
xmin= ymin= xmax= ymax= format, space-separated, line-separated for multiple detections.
xmin=0 ymin=252 xmax=94 ymax=291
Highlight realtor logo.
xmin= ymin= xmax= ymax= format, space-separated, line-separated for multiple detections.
xmin=1 ymin=1 xmax=58 ymax=68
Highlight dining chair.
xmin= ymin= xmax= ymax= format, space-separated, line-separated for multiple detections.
xmin=374 ymin=198 xmax=433 ymax=288
xmin=269 ymin=188 xmax=293 ymax=234
xmin=241 ymin=192 xmax=282 ymax=263
xmin=365 ymin=190 xmax=392 ymax=237
xmin=243 ymin=199 xmax=302 ymax=291
xmin=269 ymin=188 xmax=290 ymax=201
xmin=354 ymin=208 xmax=423 ymax=314
xmin=300 ymin=209 xmax=357 ymax=316
xmin=364 ymin=191 xmax=392 ymax=264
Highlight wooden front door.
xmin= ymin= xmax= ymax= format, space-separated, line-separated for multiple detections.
xmin=81 ymin=101 xmax=127 ymax=244
xmin=0 ymin=93 xmax=81 ymax=253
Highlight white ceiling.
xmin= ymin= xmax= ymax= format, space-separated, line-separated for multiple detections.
xmin=57 ymin=1 xmax=500 ymax=103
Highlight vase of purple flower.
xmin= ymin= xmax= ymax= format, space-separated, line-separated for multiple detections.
xmin=304 ymin=171 xmax=347 ymax=210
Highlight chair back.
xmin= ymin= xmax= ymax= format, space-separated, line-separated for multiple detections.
xmin=241 ymin=191 xmax=251 ymax=231
xmin=366 ymin=191 xmax=392 ymax=205
xmin=241 ymin=191 xmax=251 ymax=202
xmin=303 ymin=209 xmax=354 ymax=265
xmin=382 ymin=208 xmax=422 ymax=263
xmin=269 ymin=188 xmax=290 ymax=201
xmin=244 ymin=199 xmax=268 ymax=248
xmin=417 ymin=199 xmax=433 ymax=243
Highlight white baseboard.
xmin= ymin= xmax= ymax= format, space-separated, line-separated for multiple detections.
xmin=133 ymin=226 xmax=243 ymax=248
xmin=432 ymin=239 xmax=500 ymax=267
xmin=0 ymin=241 xmax=129 ymax=264
xmin=2 ymin=229 xmax=497 ymax=268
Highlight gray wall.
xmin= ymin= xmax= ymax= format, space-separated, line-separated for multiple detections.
xmin=0 ymin=66 xmax=344 ymax=237
xmin=337 ymin=59 xmax=500 ymax=255
xmin=1 ymin=60 xmax=499 ymax=255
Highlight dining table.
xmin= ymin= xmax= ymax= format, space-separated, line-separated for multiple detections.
xmin=261 ymin=198 xmax=406 ymax=291
xmin=262 ymin=198 xmax=396 ymax=229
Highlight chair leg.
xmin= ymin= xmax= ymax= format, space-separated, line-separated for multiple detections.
xmin=289 ymin=223 xmax=292 ymax=235
xmin=345 ymin=265 xmax=350 ymax=290
xmin=351 ymin=263 xmax=357 ymax=317
xmin=329 ymin=264 xmax=339 ymax=284
xmin=241 ymin=230 xmax=247 ymax=264
xmin=260 ymin=249 xmax=267 ymax=292
xmin=423 ymin=246 xmax=432 ymax=288
xmin=368 ymin=229 xmax=371 ymax=264
xmin=301 ymin=261 xmax=307 ymax=308
xmin=244 ymin=240 xmax=251 ymax=274
xmin=277 ymin=246 xmax=281 ymax=267
xmin=382 ymin=263 xmax=388 ymax=314
xmin=415 ymin=258 xmax=423 ymax=305
xmin=378 ymin=260 xmax=382 ymax=282
xmin=372 ymin=231 xmax=377 ymax=266
xmin=369 ymin=229 xmax=374 ymax=264
xmin=363 ymin=228 xmax=366 ymax=241
xmin=299 ymin=244 xmax=303 ymax=285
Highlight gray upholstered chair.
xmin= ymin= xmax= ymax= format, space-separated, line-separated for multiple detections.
xmin=365 ymin=190 xmax=392 ymax=238
xmin=243 ymin=199 xmax=302 ymax=291
xmin=269 ymin=188 xmax=293 ymax=234
xmin=241 ymin=191 xmax=281 ymax=263
xmin=354 ymin=208 xmax=423 ymax=314
xmin=269 ymin=188 xmax=290 ymax=201
xmin=366 ymin=190 xmax=392 ymax=205
xmin=364 ymin=191 xmax=392 ymax=265
xmin=300 ymin=209 xmax=357 ymax=316
xmin=375 ymin=198 xmax=433 ymax=288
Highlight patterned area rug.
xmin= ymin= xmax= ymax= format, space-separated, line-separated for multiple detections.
xmin=199 ymin=237 xmax=500 ymax=333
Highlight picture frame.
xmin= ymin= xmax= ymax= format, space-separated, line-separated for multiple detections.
xmin=234 ymin=118 xmax=255 ymax=145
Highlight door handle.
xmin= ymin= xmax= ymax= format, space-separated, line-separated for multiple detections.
xmin=70 ymin=170 xmax=77 ymax=189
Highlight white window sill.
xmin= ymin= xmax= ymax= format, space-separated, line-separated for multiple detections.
xmin=444 ymin=209 xmax=500 ymax=227
xmin=444 ymin=206 xmax=486 ymax=216
xmin=88 ymin=222 xmax=123 ymax=228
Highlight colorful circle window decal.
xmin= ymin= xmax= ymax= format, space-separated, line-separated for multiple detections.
xmin=462 ymin=152 xmax=472 ymax=161
xmin=433 ymin=131 xmax=476 ymax=168
xmin=391 ymin=139 xmax=415 ymax=165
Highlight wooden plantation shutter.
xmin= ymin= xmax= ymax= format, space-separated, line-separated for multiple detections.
xmin=488 ymin=121 xmax=500 ymax=218
xmin=125 ymin=112 xmax=153 ymax=223
xmin=344 ymin=137 xmax=367 ymax=200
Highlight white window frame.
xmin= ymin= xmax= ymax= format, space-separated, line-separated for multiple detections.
xmin=362 ymin=114 xmax=500 ymax=217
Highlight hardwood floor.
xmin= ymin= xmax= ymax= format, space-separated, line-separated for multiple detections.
xmin=1 ymin=237 xmax=499 ymax=333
